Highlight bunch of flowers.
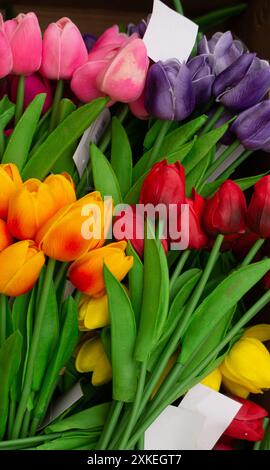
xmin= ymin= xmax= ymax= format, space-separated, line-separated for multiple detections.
xmin=0 ymin=0 xmax=270 ymax=452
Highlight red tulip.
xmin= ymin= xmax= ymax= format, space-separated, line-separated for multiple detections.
xmin=247 ymin=176 xmax=270 ymax=238
xmin=113 ymin=205 xmax=168 ymax=258
xmin=232 ymin=230 xmax=261 ymax=261
xmin=214 ymin=436 xmax=235 ymax=450
xmin=224 ymin=396 xmax=268 ymax=441
xmin=9 ymin=73 xmax=52 ymax=114
xmin=185 ymin=190 xmax=208 ymax=249
xmin=203 ymin=180 xmax=247 ymax=237
xmin=5 ymin=12 xmax=42 ymax=75
xmin=139 ymin=160 xmax=186 ymax=208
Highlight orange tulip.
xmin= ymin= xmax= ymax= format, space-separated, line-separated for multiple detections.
xmin=0 ymin=240 xmax=45 ymax=296
xmin=36 ymin=192 xmax=113 ymax=262
xmin=44 ymin=173 xmax=76 ymax=211
xmin=68 ymin=241 xmax=133 ymax=297
xmin=0 ymin=219 xmax=13 ymax=251
xmin=0 ymin=163 xmax=22 ymax=219
xmin=7 ymin=178 xmax=56 ymax=240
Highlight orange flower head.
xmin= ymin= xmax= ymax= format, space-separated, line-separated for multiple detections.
xmin=0 ymin=219 xmax=13 ymax=252
xmin=0 ymin=240 xmax=45 ymax=296
xmin=0 ymin=163 xmax=22 ymax=219
xmin=44 ymin=172 xmax=76 ymax=211
xmin=68 ymin=241 xmax=133 ymax=297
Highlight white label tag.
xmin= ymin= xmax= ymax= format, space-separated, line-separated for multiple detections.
xmin=143 ymin=0 xmax=198 ymax=63
xmin=73 ymin=108 xmax=111 ymax=177
xmin=42 ymin=382 xmax=84 ymax=428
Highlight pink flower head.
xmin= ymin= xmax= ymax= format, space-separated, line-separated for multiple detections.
xmin=9 ymin=73 xmax=53 ymax=114
xmin=0 ymin=14 xmax=13 ymax=78
xmin=40 ymin=17 xmax=88 ymax=80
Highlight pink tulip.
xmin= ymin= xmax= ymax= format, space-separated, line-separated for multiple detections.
xmin=40 ymin=17 xmax=88 ymax=80
xmin=5 ymin=12 xmax=42 ymax=75
xmin=9 ymin=73 xmax=53 ymax=113
xmin=129 ymin=92 xmax=149 ymax=119
xmin=0 ymin=15 xmax=13 ymax=78
xmin=71 ymin=25 xmax=149 ymax=103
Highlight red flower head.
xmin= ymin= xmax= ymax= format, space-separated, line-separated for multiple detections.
xmin=247 ymin=176 xmax=270 ymax=238
xmin=224 ymin=396 xmax=268 ymax=442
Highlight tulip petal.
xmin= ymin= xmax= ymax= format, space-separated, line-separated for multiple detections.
xmin=57 ymin=20 xmax=88 ymax=79
xmin=213 ymin=53 xmax=255 ymax=97
xmin=201 ymin=368 xmax=222 ymax=391
xmin=244 ymin=324 xmax=270 ymax=342
xmin=91 ymin=25 xmax=127 ymax=53
xmin=0 ymin=30 xmax=12 ymax=78
xmin=145 ymin=61 xmax=174 ymax=120
xmin=222 ymin=376 xmax=250 ymax=398
xmin=213 ymin=31 xmax=243 ymax=74
xmin=71 ymin=60 xmax=108 ymax=103
xmin=174 ymin=63 xmax=196 ymax=121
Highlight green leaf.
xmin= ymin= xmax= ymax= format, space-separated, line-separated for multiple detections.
xmin=182 ymin=124 xmax=228 ymax=174
xmin=179 ymin=259 xmax=270 ymax=367
xmin=133 ymin=115 xmax=207 ymax=180
xmin=0 ymin=96 xmax=15 ymax=130
xmin=91 ymin=143 xmax=122 ymax=205
xmin=0 ymin=331 xmax=22 ymax=439
xmin=185 ymin=148 xmax=212 ymax=196
xmin=168 ymin=270 xmax=202 ymax=329
xmin=22 ymin=97 xmax=108 ymax=180
xmin=52 ymin=99 xmax=78 ymax=175
xmin=32 ymin=280 xmax=59 ymax=392
xmin=45 ymin=403 xmax=111 ymax=433
xmin=143 ymin=120 xmax=163 ymax=149
xmin=104 ymin=265 xmax=138 ymax=402
xmin=21 ymin=287 xmax=37 ymax=390
xmin=35 ymin=434 xmax=99 ymax=450
xmin=234 ymin=173 xmax=270 ymax=192
xmin=134 ymin=220 xmax=169 ymax=362
xmin=200 ymin=177 xmax=226 ymax=198
xmin=2 ymin=94 xmax=46 ymax=170
xmin=170 ymin=268 xmax=202 ymax=302
xmin=127 ymin=242 xmax=144 ymax=326
xmin=111 ymin=117 xmax=132 ymax=197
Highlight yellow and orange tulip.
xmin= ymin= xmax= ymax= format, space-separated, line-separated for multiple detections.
xmin=0 ymin=240 xmax=45 ymax=296
xmin=79 ymin=293 xmax=109 ymax=331
xmin=44 ymin=173 xmax=76 ymax=211
xmin=75 ymin=335 xmax=112 ymax=386
xmin=0 ymin=163 xmax=22 ymax=219
xmin=68 ymin=241 xmax=133 ymax=297
xmin=0 ymin=219 xmax=13 ymax=252
xmin=36 ymin=191 xmax=112 ymax=262
xmin=8 ymin=178 xmax=56 ymax=240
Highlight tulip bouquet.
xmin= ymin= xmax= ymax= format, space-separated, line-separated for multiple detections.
xmin=1 ymin=0 xmax=270 ymax=452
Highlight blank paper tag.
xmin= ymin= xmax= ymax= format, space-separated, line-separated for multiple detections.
xmin=73 ymin=108 xmax=110 ymax=177
xmin=143 ymin=0 xmax=198 ymax=63
xmin=42 ymin=382 xmax=83 ymax=428
xmin=179 ymin=384 xmax=242 ymax=449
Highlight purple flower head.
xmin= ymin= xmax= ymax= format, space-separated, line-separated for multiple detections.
xmin=231 ymin=101 xmax=270 ymax=152
xmin=198 ymin=31 xmax=244 ymax=75
xmin=213 ymin=53 xmax=270 ymax=112
xmin=187 ymin=54 xmax=215 ymax=106
xmin=82 ymin=33 xmax=96 ymax=53
xmin=127 ymin=16 xmax=150 ymax=38
xmin=144 ymin=60 xmax=195 ymax=121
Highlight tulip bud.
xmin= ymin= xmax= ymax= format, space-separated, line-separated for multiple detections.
xmin=68 ymin=241 xmax=133 ymax=297
xmin=9 ymin=73 xmax=52 ymax=114
xmin=0 ymin=163 xmax=22 ymax=220
xmin=5 ymin=12 xmax=42 ymax=75
xmin=0 ymin=219 xmax=13 ymax=252
xmin=224 ymin=397 xmax=268 ymax=441
xmin=7 ymin=178 xmax=57 ymax=240
xmin=78 ymin=293 xmax=109 ymax=330
xmin=36 ymin=192 xmax=112 ymax=262
xmin=203 ymin=180 xmax=247 ymax=236
xmin=139 ymin=160 xmax=186 ymax=208
xmin=75 ymin=335 xmax=112 ymax=386
xmin=0 ymin=14 xmax=13 ymax=78
xmin=0 ymin=240 xmax=45 ymax=296
xmin=247 ymin=176 xmax=270 ymax=238
xmin=44 ymin=173 xmax=76 ymax=212
xmin=187 ymin=54 xmax=215 ymax=106
xmin=41 ymin=17 xmax=88 ymax=80
xmin=185 ymin=190 xmax=208 ymax=249
xmin=231 ymin=101 xmax=270 ymax=152
xmin=198 ymin=31 xmax=244 ymax=75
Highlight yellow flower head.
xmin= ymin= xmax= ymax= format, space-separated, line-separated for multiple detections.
xmin=201 ymin=368 xmax=222 ymax=391
xmin=78 ymin=294 xmax=109 ymax=331
xmin=75 ymin=335 xmax=112 ymax=386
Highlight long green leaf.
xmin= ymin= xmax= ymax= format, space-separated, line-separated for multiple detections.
xmin=170 ymin=268 xmax=202 ymax=302
xmin=104 ymin=265 xmax=138 ymax=402
xmin=22 ymin=97 xmax=107 ymax=180
xmin=111 ymin=116 xmax=132 ymax=197
xmin=0 ymin=96 xmax=15 ymax=130
xmin=185 ymin=148 xmax=212 ymax=196
xmin=127 ymin=242 xmax=144 ymax=326
xmin=91 ymin=143 xmax=122 ymax=205
xmin=2 ymin=94 xmax=46 ymax=170
xmin=45 ymin=403 xmax=110 ymax=433
xmin=52 ymin=98 xmax=77 ymax=175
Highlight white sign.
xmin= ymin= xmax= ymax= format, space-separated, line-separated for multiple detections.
xmin=143 ymin=0 xmax=198 ymax=63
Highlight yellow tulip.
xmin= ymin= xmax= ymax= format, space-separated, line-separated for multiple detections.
xmin=44 ymin=173 xmax=76 ymax=211
xmin=75 ymin=336 xmax=112 ymax=386
xmin=0 ymin=163 xmax=22 ymax=219
xmin=220 ymin=324 xmax=270 ymax=397
xmin=0 ymin=219 xmax=13 ymax=252
xmin=79 ymin=294 xmax=109 ymax=331
xmin=201 ymin=368 xmax=222 ymax=391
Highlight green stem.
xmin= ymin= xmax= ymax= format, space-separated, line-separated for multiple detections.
xmin=218 ymin=148 xmax=253 ymax=180
xmin=169 ymin=250 xmax=191 ymax=293
xmin=128 ymin=287 xmax=270 ymax=448
xmin=147 ymin=120 xmax=171 ymax=170
xmin=11 ymin=258 xmax=56 ymax=439
xmin=0 ymin=429 xmax=88 ymax=450
xmin=74 ymin=290 xmax=82 ymax=306
xmin=117 ymin=362 xmax=148 ymax=450
xmin=204 ymin=140 xmax=240 ymax=181
xmin=195 ymin=4 xmax=247 ymax=30
xmin=15 ymin=75 xmax=25 ymax=125
xmin=97 ymin=401 xmax=123 ymax=450
xmin=137 ymin=434 xmax=145 ymax=450
xmin=241 ymin=239 xmax=265 ymax=267
xmin=201 ymin=105 xmax=225 ymax=135
xmin=0 ymin=293 xmax=6 ymax=347
xmin=172 ymin=0 xmax=184 ymax=14
xmin=54 ymin=262 xmax=69 ymax=291
xmin=20 ymin=408 xmax=31 ymax=438
xmin=49 ymin=80 xmax=64 ymax=133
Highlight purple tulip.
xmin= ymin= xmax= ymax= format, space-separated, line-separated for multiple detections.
xmin=82 ymin=33 xmax=96 ymax=53
xmin=198 ymin=31 xmax=244 ymax=75
xmin=144 ymin=60 xmax=195 ymax=121
xmin=127 ymin=16 xmax=149 ymax=38
xmin=187 ymin=54 xmax=215 ymax=106
xmin=231 ymin=101 xmax=270 ymax=152
xmin=213 ymin=53 xmax=270 ymax=112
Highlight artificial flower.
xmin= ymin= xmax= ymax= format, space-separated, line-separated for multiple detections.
xmin=75 ymin=335 xmax=112 ymax=386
